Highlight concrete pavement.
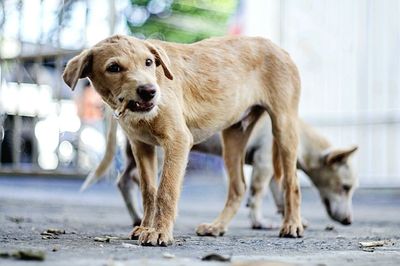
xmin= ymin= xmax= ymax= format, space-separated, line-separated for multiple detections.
xmin=0 ymin=172 xmax=399 ymax=265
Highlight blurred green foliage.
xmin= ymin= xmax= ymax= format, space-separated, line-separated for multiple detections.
xmin=127 ymin=0 xmax=237 ymax=43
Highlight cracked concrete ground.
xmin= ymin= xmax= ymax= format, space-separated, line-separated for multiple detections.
xmin=0 ymin=170 xmax=399 ymax=266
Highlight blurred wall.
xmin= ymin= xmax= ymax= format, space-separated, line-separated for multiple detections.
xmin=244 ymin=0 xmax=400 ymax=186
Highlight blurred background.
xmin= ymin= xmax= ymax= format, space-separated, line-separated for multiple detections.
xmin=0 ymin=0 xmax=399 ymax=187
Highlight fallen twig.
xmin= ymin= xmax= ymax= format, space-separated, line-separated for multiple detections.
xmin=359 ymin=240 xmax=392 ymax=248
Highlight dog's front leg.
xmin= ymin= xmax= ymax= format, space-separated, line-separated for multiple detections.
xmin=138 ymin=131 xmax=192 ymax=246
xmin=129 ymin=141 xmax=157 ymax=240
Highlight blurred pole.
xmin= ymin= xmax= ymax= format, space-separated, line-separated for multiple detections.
xmin=278 ymin=0 xmax=284 ymax=46
xmin=74 ymin=0 xmax=90 ymax=170
xmin=108 ymin=0 xmax=116 ymax=35
xmin=0 ymin=0 xmax=5 ymax=165
xmin=31 ymin=0 xmax=46 ymax=169
xmin=55 ymin=0 xmax=63 ymax=102
xmin=54 ymin=0 xmax=65 ymax=171
xmin=13 ymin=0 xmax=24 ymax=168
xmin=83 ymin=0 xmax=89 ymax=47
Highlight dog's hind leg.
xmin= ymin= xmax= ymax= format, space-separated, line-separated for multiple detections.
xmin=270 ymin=113 xmax=303 ymax=238
xmin=196 ymin=108 xmax=263 ymax=237
xmin=269 ymin=177 xmax=310 ymax=229
xmin=117 ymin=151 xmax=142 ymax=227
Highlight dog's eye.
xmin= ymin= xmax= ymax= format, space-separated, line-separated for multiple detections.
xmin=342 ymin=184 xmax=352 ymax=192
xmin=107 ymin=63 xmax=122 ymax=73
xmin=145 ymin=58 xmax=153 ymax=67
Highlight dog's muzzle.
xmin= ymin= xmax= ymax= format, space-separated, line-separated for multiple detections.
xmin=114 ymin=85 xmax=157 ymax=118
xmin=324 ymin=198 xmax=352 ymax=225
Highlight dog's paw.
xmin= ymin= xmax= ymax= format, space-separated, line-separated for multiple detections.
xmin=129 ymin=225 xmax=149 ymax=240
xmin=138 ymin=228 xmax=173 ymax=246
xmin=279 ymin=220 xmax=304 ymax=238
xmin=251 ymin=219 xmax=277 ymax=230
xmin=196 ymin=223 xmax=226 ymax=237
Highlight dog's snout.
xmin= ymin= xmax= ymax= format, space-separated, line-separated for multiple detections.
xmin=341 ymin=217 xmax=352 ymax=225
xmin=137 ymin=84 xmax=156 ymax=102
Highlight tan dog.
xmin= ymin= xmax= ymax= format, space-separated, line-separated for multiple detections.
xmin=83 ymin=114 xmax=358 ymax=229
xmin=244 ymin=117 xmax=358 ymax=228
xmin=63 ymin=35 xmax=302 ymax=246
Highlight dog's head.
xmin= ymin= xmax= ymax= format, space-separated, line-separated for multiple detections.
xmin=305 ymin=145 xmax=358 ymax=225
xmin=62 ymin=35 xmax=173 ymax=119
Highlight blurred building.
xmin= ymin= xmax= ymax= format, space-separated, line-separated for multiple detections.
xmin=1 ymin=0 xmax=399 ymax=186
xmin=0 ymin=0 xmax=127 ymax=175
xmin=0 ymin=0 xmax=236 ymax=176
xmin=243 ymin=0 xmax=400 ymax=186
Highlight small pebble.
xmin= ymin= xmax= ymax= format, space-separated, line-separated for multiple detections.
xmin=122 ymin=243 xmax=138 ymax=248
xmin=201 ymin=253 xmax=231 ymax=262
xmin=325 ymin=225 xmax=335 ymax=231
xmin=163 ymin=252 xmax=175 ymax=259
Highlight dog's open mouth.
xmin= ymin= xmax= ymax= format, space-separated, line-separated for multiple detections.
xmin=126 ymin=100 xmax=154 ymax=112
xmin=114 ymin=100 xmax=154 ymax=119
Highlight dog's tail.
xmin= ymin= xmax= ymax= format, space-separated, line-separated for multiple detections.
xmin=80 ymin=115 xmax=118 ymax=192
xmin=272 ymin=139 xmax=283 ymax=182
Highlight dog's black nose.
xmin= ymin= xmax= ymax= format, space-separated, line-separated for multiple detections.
xmin=137 ymin=84 xmax=156 ymax=102
xmin=341 ymin=217 xmax=352 ymax=225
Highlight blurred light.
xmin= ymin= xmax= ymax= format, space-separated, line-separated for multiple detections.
xmin=0 ymin=38 xmax=21 ymax=59
xmin=127 ymin=5 xmax=149 ymax=26
xmin=80 ymin=127 xmax=105 ymax=154
xmin=0 ymin=82 xmax=18 ymax=114
xmin=147 ymin=0 xmax=167 ymax=14
xmin=0 ymin=82 xmax=53 ymax=117
xmin=59 ymin=140 xmax=75 ymax=163
xmin=17 ymin=84 xmax=44 ymax=116
xmin=59 ymin=101 xmax=81 ymax=133
xmin=35 ymin=116 xmax=59 ymax=153
xmin=38 ymin=152 xmax=58 ymax=170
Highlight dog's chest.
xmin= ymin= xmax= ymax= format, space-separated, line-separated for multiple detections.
xmin=118 ymin=120 xmax=160 ymax=146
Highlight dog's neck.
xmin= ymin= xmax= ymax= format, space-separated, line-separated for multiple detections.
xmin=297 ymin=121 xmax=331 ymax=175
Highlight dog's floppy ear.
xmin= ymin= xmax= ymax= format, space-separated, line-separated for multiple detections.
xmin=324 ymin=145 xmax=358 ymax=166
xmin=146 ymin=43 xmax=173 ymax=80
xmin=63 ymin=49 xmax=93 ymax=90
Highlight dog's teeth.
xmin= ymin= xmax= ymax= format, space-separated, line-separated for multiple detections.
xmin=135 ymin=102 xmax=139 ymax=107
